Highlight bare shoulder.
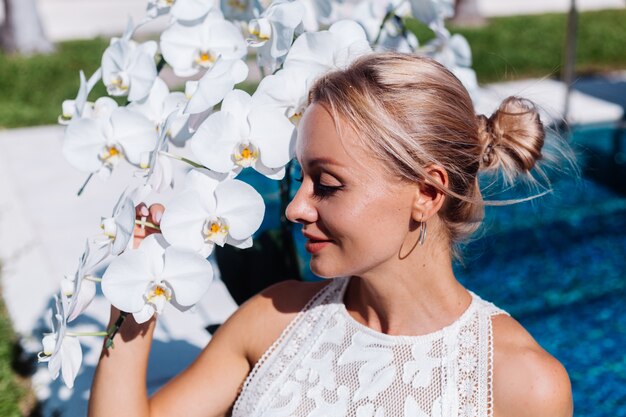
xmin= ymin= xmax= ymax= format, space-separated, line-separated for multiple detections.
xmin=491 ymin=314 xmax=573 ymax=417
xmin=222 ymin=279 xmax=331 ymax=365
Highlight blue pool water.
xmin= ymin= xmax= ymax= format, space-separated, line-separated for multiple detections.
xmin=235 ymin=124 xmax=626 ymax=416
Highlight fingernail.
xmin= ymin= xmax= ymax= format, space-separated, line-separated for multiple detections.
xmin=154 ymin=211 xmax=162 ymax=223
xmin=140 ymin=206 xmax=149 ymax=216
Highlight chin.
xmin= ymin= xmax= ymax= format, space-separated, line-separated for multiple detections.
xmin=309 ymin=257 xmax=343 ymax=279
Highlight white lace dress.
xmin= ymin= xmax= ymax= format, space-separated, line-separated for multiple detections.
xmin=232 ymin=277 xmax=508 ymax=417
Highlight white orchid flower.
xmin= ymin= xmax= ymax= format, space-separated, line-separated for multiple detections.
xmin=190 ymin=89 xmax=295 ymax=179
xmin=101 ymin=20 xmax=158 ymax=102
xmin=160 ymin=169 xmax=265 ymax=257
xmin=38 ymin=295 xmax=83 ymax=389
xmin=58 ymin=68 xmax=102 ymax=125
xmin=422 ymin=31 xmax=478 ymax=96
xmin=128 ymin=77 xmax=191 ymax=144
xmin=171 ymin=0 xmax=219 ymax=21
xmin=101 ymin=234 xmax=214 ymax=323
xmin=95 ymin=190 xmax=136 ymax=256
xmin=220 ymin=0 xmax=262 ymax=22
xmin=354 ymin=1 xmax=418 ymax=53
xmin=62 ymin=107 xmax=158 ymax=178
xmin=298 ymin=0 xmax=336 ymax=31
xmin=61 ymin=240 xmax=107 ymax=322
xmin=184 ymin=57 xmax=248 ymax=115
xmin=132 ymin=111 xmax=180 ymax=202
xmin=147 ymin=0 xmax=218 ymax=21
xmin=247 ymin=0 xmax=305 ymax=74
xmin=160 ymin=10 xmax=247 ymax=77
xmin=146 ymin=0 xmax=174 ymax=19
xmin=253 ymin=19 xmax=371 ymax=121
xmin=408 ymin=0 xmax=455 ymax=28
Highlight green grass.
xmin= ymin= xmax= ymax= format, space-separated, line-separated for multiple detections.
xmin=1 ymin=9 xmax=625 ymax=128
xmin=0 ymin=38 xmax=110 ymax=129
xmin=406 ymin=9 xmax=626 ymax=83
xmin=0 ymin=288 xmax=31 ymax=417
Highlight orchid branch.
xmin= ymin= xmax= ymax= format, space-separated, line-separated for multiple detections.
xmin=105 ymin=311 xmax=128 ymax=349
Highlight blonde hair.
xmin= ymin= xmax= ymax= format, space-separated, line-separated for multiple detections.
xmin=308 ymin=52 xmax=547 ymax=258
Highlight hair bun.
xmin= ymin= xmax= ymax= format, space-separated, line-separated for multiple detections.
xmin=477 ymin=96 xmax=545 ymax=180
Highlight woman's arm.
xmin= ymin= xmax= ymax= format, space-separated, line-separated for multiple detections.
xmin=89 ymin=278 xmax=327 ymax=417
xmin=88 ymin=203 xmax=251 ymax=417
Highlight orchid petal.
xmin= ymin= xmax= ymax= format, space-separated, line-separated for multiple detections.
xmin=112 ymin=196 xmax=136 ymax=255
xmin=214 ymin=179 xmax=265 ymax=240
xmin=110 ymin=108 xmax=157 ymax=165
xmin=67 ymin=279 xmax=96 ymax=322
xmin=189 ymin=111 xmax=240 ymax=173
xmin=101 ymin=249 xmax=153 ymax=313
xmin=284 ymin=30 xmax=335 ymax=70
xmin=62 ymin=118 xmax=108 ymax=173
xmin=171 ymin=0 xmax=215 ymax=21
xmin=184 ymin=168 xmax=221 ymax=198
xmin=226 ymin=235 xmax=253 ymax=249
xmin=160 ymin=189 xmax=211 ymax=252
xmin=185 ymin=59 xmax=248 ymax=115
xmin=161 ymin=246 xmax=213 ymax=306
xmin=128 ymin=77 xmax=170 ymax=124
xmin=249 ymin=107 xmax=295 ymax=169
xmin=60 ymin=336 xmax=82 ymax=389
xmin=128 ymin=41 xmax=158 ymax=101
xmin=133 ymin=304 xmax=156 ymax=324
xmin=220 ymin=0 xmax=260 ymax=21
xmin=253 ymin=160 xmax=286 ymax=180
xmin=138 ymin=234 xmax=167 ymax=276
xmin=409 ymin=0 xmax=454 ymax=26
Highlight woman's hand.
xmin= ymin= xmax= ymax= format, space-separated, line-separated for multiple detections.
xmin=133 ymin=203 xmax=164 ymax=249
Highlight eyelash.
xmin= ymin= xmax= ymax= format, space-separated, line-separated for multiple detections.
xmin=294 ymin=176 xmax=343 ymax=198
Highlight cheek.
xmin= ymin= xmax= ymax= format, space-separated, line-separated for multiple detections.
xmin=310 ymin=189 xmax=413 ymax=276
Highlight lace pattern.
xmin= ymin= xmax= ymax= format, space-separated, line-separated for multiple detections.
xmin=232 ymin=277 xmax=508 ymax=417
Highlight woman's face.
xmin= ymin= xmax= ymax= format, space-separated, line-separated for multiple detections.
xmin=286 ymin=103 xmax=419 ymax=278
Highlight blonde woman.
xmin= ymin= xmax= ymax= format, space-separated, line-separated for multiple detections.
xmin=89 ymin=53 xmax=573 ymax=417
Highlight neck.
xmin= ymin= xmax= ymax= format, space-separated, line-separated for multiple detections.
xmin=343 ymin=239 xmax=471 ymax=336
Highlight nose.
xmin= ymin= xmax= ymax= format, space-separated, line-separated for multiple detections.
xmin=285 ymin=180 xmax=317 ymax=225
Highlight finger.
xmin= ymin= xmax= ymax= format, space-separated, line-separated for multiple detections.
xmin=148 ymin=203 xmax=165 ymax=226
xmin=135 ymin=203 xmax=150 ymax=219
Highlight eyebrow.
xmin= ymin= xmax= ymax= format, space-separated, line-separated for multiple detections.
xmin=301 ymin=156 xmax=344 ymax=168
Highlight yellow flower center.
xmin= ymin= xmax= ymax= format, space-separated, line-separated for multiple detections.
xmin=289 ymin=112 xmax=303 ymax=126
xmin=110 ymin=74 xmax=129 ymax=91
xmin=228 ymin=0 xmax=248 ymax=11
xmin=194 ymin=50 xmax=217 ymax=69
xmin=203 ymin=217 xmax=229 ymax=246
xmin=99 ymin=146 xmax=123 ymax=163
xmin=147 ymin=284 xmax=171 ymax=302
xmin=233 ymin=143 xmax=259 ymax=168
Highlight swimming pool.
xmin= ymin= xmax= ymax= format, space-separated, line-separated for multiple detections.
xmin=221 ymin=124 xmax=626 ymax=416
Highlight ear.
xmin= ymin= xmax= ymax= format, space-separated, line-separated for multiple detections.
xmin=411 ymin=165 xmax=448 ymax=222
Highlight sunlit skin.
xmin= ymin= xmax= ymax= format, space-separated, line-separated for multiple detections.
xmin=88 ymin=105 xmax=573 ymax=417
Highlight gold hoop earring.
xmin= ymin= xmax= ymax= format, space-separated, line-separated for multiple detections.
xmin=418 ymin=219 xmax=427 ymax=245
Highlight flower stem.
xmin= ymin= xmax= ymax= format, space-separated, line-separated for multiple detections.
xmin=67 ymin=331 xmax=109 ymax=337
xmin=134 ymin=219 xmax=161 ymax=231
xmin=156 ymin=55 xmax=167 ymax=74
xmin=105 ymin=311 xmax=128 ymax=349
xmin=158 ymin=150 xmax=207 ymax=169
xmin=373 ymin=0 xmax=407 ymax=47
xmin=77 ymin=173 xmax=94 ymax=197
xmin=85 ymin=276 xmax=102 ymax=283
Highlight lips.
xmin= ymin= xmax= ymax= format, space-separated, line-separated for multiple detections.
xmin=302 ymin=232 xmax=332 ymax=254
